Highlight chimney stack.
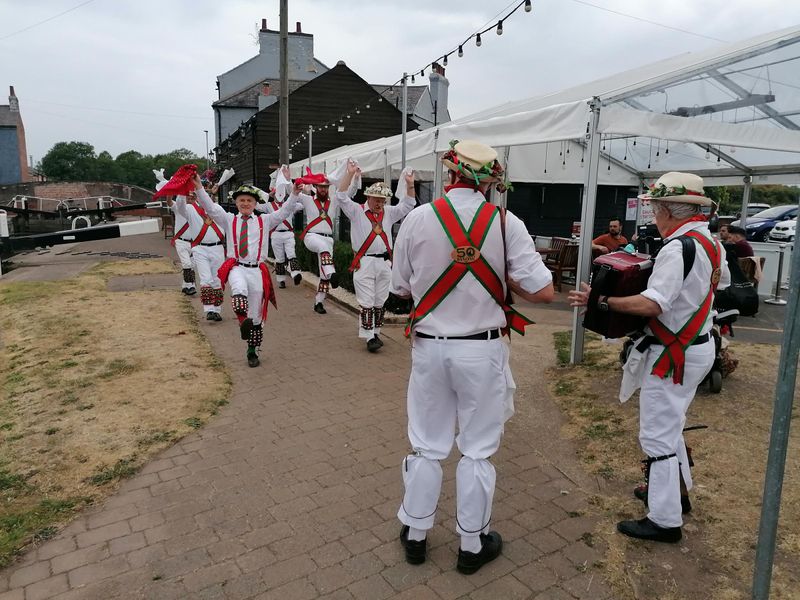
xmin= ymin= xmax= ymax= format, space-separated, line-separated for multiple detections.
xmin=296 ymin=21 xmax=302 ymax=33
xmin=260 ymin=81 xmax=271 ymax=95
xmin=261 ymin=18 xmax=267 ymax=31
xmin=9 ymin=86 xmax=19 ymax=112
xmin=431 ymin=62 xmax=446 ymax=77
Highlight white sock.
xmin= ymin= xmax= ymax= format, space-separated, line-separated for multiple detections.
xmin=460 ymin=536 xmax=481 ymax=553
xmin=408 ymin=527 xmax=426 ymax=541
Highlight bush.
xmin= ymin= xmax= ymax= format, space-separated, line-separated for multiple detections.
xmin=293 ymin=235 xmax=411 ymax=315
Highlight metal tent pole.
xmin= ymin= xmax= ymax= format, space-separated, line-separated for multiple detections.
xmin=570 ymin=99 xmax=603 ymax=364
xmin=741 ymin=174 xmax=752 ymax=228
xmin=401 ymin=73 xmax=408 ymax=169
xmin=307 ymin=126 xmax=313 ymax=171
xmin=752 ymin=242 xmax=800 ymax=600
xmin=383 ymin=149 xmax=390 ymax=186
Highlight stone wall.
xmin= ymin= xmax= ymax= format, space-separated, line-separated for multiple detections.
xmin=0 ymin=181 xmax=154 ymax=205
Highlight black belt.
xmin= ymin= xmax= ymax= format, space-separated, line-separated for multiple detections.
xmin=309 ymin=232 xmax=332 ymax=237
xmin=636 ymin=332 xmax=710 ymax=351
xmin=416 ymin=329 xmax=500 ymax=341
xmin=237 ymin=261 xmax=260 ymax=268
xmin=200 ymin=241 xmax=224 ymax=247
xmin=365 ymin=252 xmax=390 ymax=260
xmin=178 ymin=237 xmax=193 ymax=243
xmin=274 ymin=228 xmax=291 ymax=233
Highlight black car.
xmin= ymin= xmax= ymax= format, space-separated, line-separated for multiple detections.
xmin=730 ymin=204 xmax=799 ymax=242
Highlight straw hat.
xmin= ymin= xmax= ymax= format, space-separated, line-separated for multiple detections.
xmin=638 ymin=172 xmax=712 ymax=206
xmin=364 ymin=182 xmax=393 ymax=198
xmin=441 ymin=140 xmax=504 ymax=184
xmin=231 ymin=185 xmax=264 ymax=201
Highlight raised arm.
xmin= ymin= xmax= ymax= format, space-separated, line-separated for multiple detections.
xmin=193 ymin=176 xmax=228 ymax=227
xmin=174 ymin=195 xmax=190 ymax=219
xmin=387 ymin=168 xmax=417 ymax=223
xmin=265 ymin=180 xmax=303 ymax=229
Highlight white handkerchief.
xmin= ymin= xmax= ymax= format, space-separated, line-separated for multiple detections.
xmin=619 ymin=345 xmax=648 ymax=403
xmin=216 ymin=168 xmax=235 ymax=187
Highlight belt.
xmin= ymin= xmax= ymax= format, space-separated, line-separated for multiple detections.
xmin=237 ymin=261 xmax=260 ymax=268
xmin=200 ymin=241 xmax=224 ymax=247
xmin=416 ymin=329 xmax=500 ymax=341
xmin=365 ymin=252 xmax=390 ymax=260
xmin=636 ymin=332 xmax=710 ymax=351
xmin=274 ymin=228 xmax=291 ymax=233
xmin=309 ymin=232 xmax=332 ymax=237
xmin=178 ymin=237 xmax=193 ymax=243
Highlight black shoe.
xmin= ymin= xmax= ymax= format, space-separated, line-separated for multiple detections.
xmin=278 ymin=281 xmax=286 ymax=289
xmin=293 ymin=273 xmax=302 ymax=285
xmin=314 ymin=303 xmax=327 ymax=315
xmin=366 ymin=337 xmax=381 ymax=353
xmin=617 ymin=517 xmax=682 ymax=543
xmin=399 ymin=526 xmax=427 ymax=565
xmin=633 ymin=485 xmax=692 ymax=514
xmin=183 ymin=287 xmax=197 ymax=296
xmin=329 ymin=273 xmax=339 ymax=289
xmin=240 ymin=317 xmax=253 ymax=340
xmin=206 ymin=312 xmax=217 ymax=321
xmin=210 ymin=312 xmax=223 ymax=322
xmin=373 ymin=334 xmax=384 ymax=348
xmin=456 ymin=531 xmax=503 ymax=575
xmin=247 ymin=352 xmax=260 ymax=368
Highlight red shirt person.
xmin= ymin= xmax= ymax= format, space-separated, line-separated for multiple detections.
xmin=592 ymin=218 xmax=628 ymax=254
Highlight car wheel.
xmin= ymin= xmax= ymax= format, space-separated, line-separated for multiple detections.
xmin=710 ymin=369 xmax=723 ymax=394
xmin=755 ymin=230 xmax=769 ymax=242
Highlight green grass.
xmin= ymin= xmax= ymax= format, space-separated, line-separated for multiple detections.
xmin=99 ymin=359 xmax=138 ymax=379
xmin=184 ymin=417 xmax=203 ymax=429
xmin=554 ymin=379 xmax=577 ymax=396
xmin=86 ymin=458 xmax=138 ymax=486
xmin=553 ymin=331 xmax=572 ymax=366
xmin=0 ymin=498 xmax=82 ymax=567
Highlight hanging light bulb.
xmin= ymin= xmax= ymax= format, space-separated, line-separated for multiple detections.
xmin=525 ymin=0 xmax=532 ymax=12
xmin=411 ymin=74 xmax=415 ymax=83
xmin=705 ymin=146 xmax=711 ymax=159
xmin=458 ymin=45 xmax=464 ymax=57
xmin=356 ymin=108 xmax=360 ymax=114
xmin=443 ymin=55 xmax=448 ymax=66
xmin=421 ymin=68 xmax=425 ymax=77
xmin=496 ymin=20 xmax=503 ymax=35
xmin=365 ymin=103 xmax=370 ymax=109
xmin=378 ymin=96 xmax=382 ymax=102
xmin=476 ymin=33 xmax=482 ymax=47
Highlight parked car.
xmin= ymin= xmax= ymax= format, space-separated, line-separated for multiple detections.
xmin=735 ymin=203 xmax=770 ymax=219
xmin=731 ymin=205 xmax=799 ymax=241
xmin=768 ymin=217 xmax=796 ymax=242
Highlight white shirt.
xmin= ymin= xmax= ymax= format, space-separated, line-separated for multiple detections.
xmin=292 ymin=191 xmax=336 ymax=235
xmin=195 ymin=187 xmax=299 ymax=264
xmin=256 ymin=199 xmax=303 ymax=232
xmin=170 ymin=203 xmax=190 ymax=241
xmin=642 ymin=221 xmax=731 ymax=336
xmin=391 ymin=187 xmax=553 ymax=336
xmin=174 ymin=196 xmax=224 ymax=244
xmin=336 ymin=190 xmax=416 ymax=255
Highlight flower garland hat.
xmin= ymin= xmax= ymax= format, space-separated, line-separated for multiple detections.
xmin=442 ymin=140 xmax=505 ymax=185
xmin=364 ymin=181 xmax=393 ymax=199
xmin=639 ymin=172 xmax=712 ymax=206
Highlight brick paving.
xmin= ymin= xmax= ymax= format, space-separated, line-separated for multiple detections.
xmin=0 ymin=233 xmax=612 ymax=599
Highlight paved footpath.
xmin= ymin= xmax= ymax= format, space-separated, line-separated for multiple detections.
xmin=1 ymin=235 xmax=612 ymax=599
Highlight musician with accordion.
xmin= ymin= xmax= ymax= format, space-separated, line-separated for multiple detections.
xmin=569 ymin=172 xmax=731 ymax=544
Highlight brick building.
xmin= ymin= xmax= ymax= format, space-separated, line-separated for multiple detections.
xmin=0 ymin=86 xmax=31 ymax=185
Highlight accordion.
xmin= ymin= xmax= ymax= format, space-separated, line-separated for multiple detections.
xmin=583 ymin=251 xmax=654 ymax=339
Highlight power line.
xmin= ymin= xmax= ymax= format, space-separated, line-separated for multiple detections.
xmin=566 ymin=0 xmax=728 ymax=43
xmin=24 ymin=98 xmax=210 ymax=121
xmin=0 ymin=0 xmax=97 ymax=41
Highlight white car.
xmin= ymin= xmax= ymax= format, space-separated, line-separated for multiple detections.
xmin=769 ymin=217 xmax=796 ymax=242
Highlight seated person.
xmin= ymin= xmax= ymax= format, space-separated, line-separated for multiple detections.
xmin=592 ymin=218 xmax=628 ymax=255
xmin=725 ymin=225 xmax=754 ymax=258
xmin=717 ymin=224 xmax=730 ymax=242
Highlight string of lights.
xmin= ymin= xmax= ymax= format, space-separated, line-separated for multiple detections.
xmin=283 ymin=0 xmax=533 ymax=152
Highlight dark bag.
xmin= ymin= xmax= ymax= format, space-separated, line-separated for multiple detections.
xmin=714 ymin=254 xmax=759 ymax=316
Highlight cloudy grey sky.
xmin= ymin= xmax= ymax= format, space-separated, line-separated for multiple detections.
xmin=2 ymin=0 xmax=799 ymax=165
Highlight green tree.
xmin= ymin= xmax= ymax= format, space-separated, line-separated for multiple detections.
xmin=40 ymin=142 xmax=97 ymax=181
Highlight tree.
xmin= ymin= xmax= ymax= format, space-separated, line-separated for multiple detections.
xmin=40 ymin=142 xmax=97 ymax=181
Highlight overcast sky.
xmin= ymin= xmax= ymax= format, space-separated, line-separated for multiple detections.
xmin=2 ymin=0 xmax=799 ymax=165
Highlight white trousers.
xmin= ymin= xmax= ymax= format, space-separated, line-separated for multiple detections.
xmin=353 ymin=257 xmax=391 ymax=338
xmin=174 ymin=239 xmax=194 ymax=289
xmin=398 ymin=337 xmax=516 ymax=539
xmin=304 ymin=232 xmax=335 ymax=303
xmin=193 ymin=245 xmax=225 ymax=313
xmin=271 ymin=230 xmax=299 ymax=283
xmin=640 ymin=340 xmax=714 ymax=528
xmin=228 ymin=265 xmax=264 ymax=326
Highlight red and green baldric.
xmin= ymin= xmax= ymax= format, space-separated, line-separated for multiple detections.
xmin=300 ymin=197 xmax=332 ymax=240
xmin=349 ymin=209 xmax=391 ymax=271
xmin=648 ymin=230 xmax=722 ymax=384
xmin=404 ymin=196 xmax=533 ymax=337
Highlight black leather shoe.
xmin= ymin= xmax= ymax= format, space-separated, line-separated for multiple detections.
xmin=399 ymin=526 xmax=426 ymax=565
xmin=366 ymin=337 xmax=381 ymax=353
xmin=293 ymin=273 xmax=302 ymax=285
xmin=633 ymin=485 xmax=692 ymax=514
xmin=206 ymin=312 xmax=216 ymax=321
xmin=314 ymin=302 xmax=327 ymax=315
xmin=210 ymin=312 xmax=223 ymax=322
xmin=278 ymin=281 xmax=286 ymax=289
xmin=183 ymin=287 xmax=197 ymax=296
xmin=247 ymin=352 xmax=260 ymax=368
xmin=329 ymin=273 xmax=339 ymax=289
xmin=373 ymin=335 xmax=384 ymax=348
xmin=240 ymin=317 xmax=253 ymax=340
xmin=617 ymin=517 xmax=682 ymax=543
xmin=456 ymin=531 xmax=503 ymax=575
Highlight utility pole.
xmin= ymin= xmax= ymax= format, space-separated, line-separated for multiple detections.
xmin=279 ymin=0 xmax=289 ymax=165
xmin=401 ymin=73 xmax=408 ymax=169
xmin=307 ymin=125 xmax=313 ymax=170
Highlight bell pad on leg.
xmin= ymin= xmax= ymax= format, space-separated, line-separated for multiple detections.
xmin=200 ymin=287 xmax=214 ymax=306
xmin=248 ymin=324 xmax=263 ymax=348
xmin=182 ymin=268 xmax=195 ymax=284
xmin=289 ymin=258 xmax=301 ymax=272
xmin=360 ymin=307 xmax=374 ymax=331
xmin=231 ymin=294 xmax=249 ymax=316
xmin=320 ymin=252 xmax=334 ymax=267
xmin=374 ymin=306 xmax=386 ymax=328
xmin=275 ymin=261 xmax=287 ymax=275
xmin=212 ymin=288 xmax=224 ymax=306
xmin=318 ymin=280 xmax=330 ymax=294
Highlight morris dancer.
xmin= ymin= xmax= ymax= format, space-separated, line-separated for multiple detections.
xmin=292 ymin=169 xmax=338 ymax=314
xmin=175 ymin=188 xmax=226 ymax=321
xmin=155 ymin=168 xmax=196 ymax=296
xmin=569 ymin=172 xmax=730 ymax=543
xmin=336 ymin=163 xmax=416 ymax=351
xmin=193 ymin=175 xmax=301 ymax=367
xmin=391 ymin=140 xmax=554 ymax=573
xmin=257 ymin=167 xmax=303 ymax=288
